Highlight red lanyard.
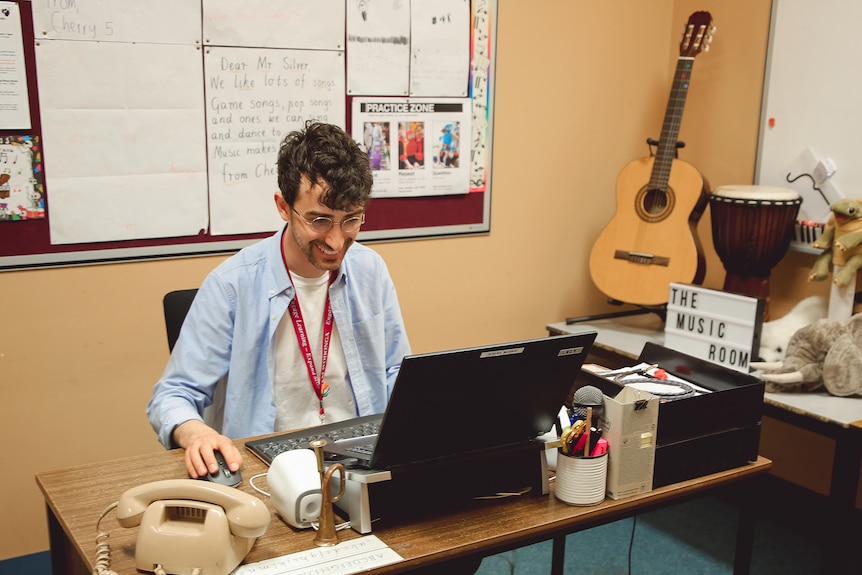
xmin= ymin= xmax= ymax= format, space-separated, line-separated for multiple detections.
xmin=282 ymin=242 xmax=336 ymax=422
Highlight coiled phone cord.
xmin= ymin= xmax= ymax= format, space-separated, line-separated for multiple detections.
xmin=92 ymin=501 xmax=119 ymax=575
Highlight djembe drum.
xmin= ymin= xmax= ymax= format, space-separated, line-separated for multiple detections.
xmin=709 ymin=185 xmax=801 ymax=319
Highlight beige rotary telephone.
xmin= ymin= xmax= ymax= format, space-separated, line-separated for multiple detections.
xmin=97 ymin=479 xmax=271 ymax=575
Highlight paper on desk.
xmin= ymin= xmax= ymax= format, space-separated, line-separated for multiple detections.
xmin=231 ymin=534 xmax=403 ymax=575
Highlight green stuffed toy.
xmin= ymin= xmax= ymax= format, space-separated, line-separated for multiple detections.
xmin=808 ymin=197 xmax=862 ymax=287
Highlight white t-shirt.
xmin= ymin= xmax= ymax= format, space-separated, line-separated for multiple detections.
xmin=273 ymin=271 xmax=356 ymax=431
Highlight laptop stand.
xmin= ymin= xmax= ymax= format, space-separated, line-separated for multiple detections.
xmin=334 ymin=440 xmax=551 ymax=533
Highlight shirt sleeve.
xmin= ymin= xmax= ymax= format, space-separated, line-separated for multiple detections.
xmin=147 ymin=273 xmax=237 ymax=448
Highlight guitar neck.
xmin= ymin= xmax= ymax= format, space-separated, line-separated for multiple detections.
xmin=649 ymin=57 xmax=696 ymax=190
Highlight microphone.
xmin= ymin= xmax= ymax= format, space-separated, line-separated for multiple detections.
xmin=572 ymin=385 xmax=604 ymax=420
xmin=572 ymin=385 xmax=605 ymax=456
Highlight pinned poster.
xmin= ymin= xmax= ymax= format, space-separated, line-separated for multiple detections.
xmin=352 ymin=97 xmax=471 ymax=199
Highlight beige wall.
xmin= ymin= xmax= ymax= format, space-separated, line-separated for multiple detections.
xmin=1 ymin=0 xmax=807 ymax=559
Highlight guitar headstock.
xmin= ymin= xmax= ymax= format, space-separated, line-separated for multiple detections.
xmin=679 ymin=11 xmax=715 ymax=57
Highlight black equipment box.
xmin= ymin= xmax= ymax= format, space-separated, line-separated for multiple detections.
xmin=336 ymin=440 xmax=550 ymax=533
xmin=577 ymin=342 xmax=764 ymax=487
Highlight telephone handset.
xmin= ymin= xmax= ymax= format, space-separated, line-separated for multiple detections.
xmin=106 ymin=479 xmax=271 ymax=575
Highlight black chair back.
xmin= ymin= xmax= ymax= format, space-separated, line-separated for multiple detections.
xmin=163 ymin=289 xmax=198 ymax=351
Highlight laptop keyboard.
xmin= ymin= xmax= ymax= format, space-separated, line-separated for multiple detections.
xmin=245 ymin=414 xmax=381 ymax=465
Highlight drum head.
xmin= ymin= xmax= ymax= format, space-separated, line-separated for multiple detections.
xmin=711 ymin=185 xmax=799 ymax=202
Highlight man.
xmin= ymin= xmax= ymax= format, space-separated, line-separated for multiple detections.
xmin=148 ymin=122 xmax=411 ymax=481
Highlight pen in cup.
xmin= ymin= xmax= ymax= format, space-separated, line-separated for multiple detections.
xmin=583 ymin=407 xmax=591 ymax=457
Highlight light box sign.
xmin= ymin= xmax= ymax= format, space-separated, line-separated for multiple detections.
xmin=664 ymin=283 xmax=765 ymax=373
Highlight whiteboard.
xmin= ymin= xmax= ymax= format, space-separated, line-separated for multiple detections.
xmin=756 ymin=0 xmax=862 ymax=222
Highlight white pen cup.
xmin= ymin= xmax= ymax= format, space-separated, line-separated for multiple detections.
xmin=554 ymin=451 xmax=608 ymax=506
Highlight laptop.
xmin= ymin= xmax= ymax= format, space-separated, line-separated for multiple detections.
xmin=246 ymin=331 xmax=596 ymax=470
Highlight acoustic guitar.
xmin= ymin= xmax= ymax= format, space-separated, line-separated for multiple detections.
xmin=589 ymin=12 xmax=715 ymax=307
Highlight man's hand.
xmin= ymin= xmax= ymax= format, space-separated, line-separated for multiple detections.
xmin=172 ymin=419 xmax=244 ymax=479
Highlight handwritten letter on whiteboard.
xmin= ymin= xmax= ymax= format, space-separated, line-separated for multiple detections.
xmin=205 ymin=47 xmax=346 ymax=235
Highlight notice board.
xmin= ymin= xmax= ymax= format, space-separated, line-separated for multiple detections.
xmin=0 ymin=0 xmax=497 ymax=270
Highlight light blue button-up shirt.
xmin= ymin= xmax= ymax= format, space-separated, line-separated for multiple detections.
xmin=147 ymin=226 xmax=411 ymax=449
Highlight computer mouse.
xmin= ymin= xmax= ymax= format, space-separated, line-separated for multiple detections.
xmin=200 ymin=450 xmax=242 ymax=487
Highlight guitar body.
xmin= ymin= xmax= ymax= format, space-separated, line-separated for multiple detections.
xmin=589 ymin=156 xmax=708 ymax=306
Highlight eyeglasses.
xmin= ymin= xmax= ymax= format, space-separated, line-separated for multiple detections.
xmin=291 ymin=208 xmax=365 ymax=234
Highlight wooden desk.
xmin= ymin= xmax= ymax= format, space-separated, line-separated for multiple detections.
xmin=549 ymin=315 xmax=862 ymax=574
xmin=36 ymin=437 xmax=771 ymax=575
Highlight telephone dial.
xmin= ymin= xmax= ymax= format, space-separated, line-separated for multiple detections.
xmin=95 ymin=479 xmax=271 ymax=575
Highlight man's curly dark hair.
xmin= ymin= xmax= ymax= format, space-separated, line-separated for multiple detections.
xmin=276 ymin=122 xmax=373 ymax=211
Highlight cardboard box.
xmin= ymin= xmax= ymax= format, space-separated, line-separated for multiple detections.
xmin=598 ymin=385 xmax=660 ymax=500
xmin=578 ymin=342 xmax=764 ymax=490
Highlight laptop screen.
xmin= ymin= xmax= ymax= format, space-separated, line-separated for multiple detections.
xmin=369 ymin=332 xmax=596 ymax=468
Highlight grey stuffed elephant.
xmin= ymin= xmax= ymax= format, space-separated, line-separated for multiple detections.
xmin=750 ymin=314 xmax=862 ymax=396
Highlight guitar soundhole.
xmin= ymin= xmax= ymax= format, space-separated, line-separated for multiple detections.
xmin=635 ymin=187 xmax=675 ymax=223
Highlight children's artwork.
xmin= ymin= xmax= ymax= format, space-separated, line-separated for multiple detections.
xmin=0 ymin=135 xmax=45 ymax=222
